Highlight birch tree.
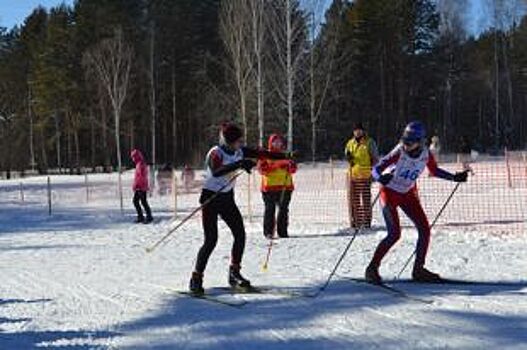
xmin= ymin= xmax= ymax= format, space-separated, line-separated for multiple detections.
xmin=307 ymin=0 xmax=342 ymax=162
xmin=267 ymin=0 xmax=308 ymax=151
xmin=250 ymin=0 xmax=266 ymax=147
xmin=83 ymin=28 xmax=132 ymax=212
xmin=220 ymin=0 xmax=253 ymax=142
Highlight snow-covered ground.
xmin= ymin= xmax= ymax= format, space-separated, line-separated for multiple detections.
xmin=0 ymin=163 xmax=526 ymax=349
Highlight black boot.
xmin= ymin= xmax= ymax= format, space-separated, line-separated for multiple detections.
xmin=134 ymin=216 xmax=145 ymax=224
xmin=228 ymin=265 xmax=251 ymax=290
xmin=365 ymin=263 xmax=382 ymax=284
xmin=189 ymin=272 xmax=204 ymax=295
xmin=412 ymin=266 xmax=441 ymax=283
xmin=143 ymin=215 xmax=154 ymax=224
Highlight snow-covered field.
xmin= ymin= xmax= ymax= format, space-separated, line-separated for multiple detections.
xmin=0 ymin=163 xmax=526 ymax=349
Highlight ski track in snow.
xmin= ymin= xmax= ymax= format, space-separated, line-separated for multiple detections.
xmin=0 ymin=168 xmax=526 ymax=349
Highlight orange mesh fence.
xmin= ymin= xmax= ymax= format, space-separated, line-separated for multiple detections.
xmin=235 ymin=154 xmax=526 ymax=233
xmin=1 ymin=154 xmax=525 ymax=235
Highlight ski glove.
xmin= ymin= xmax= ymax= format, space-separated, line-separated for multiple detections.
xmin=378 ymin=173 xmax=393 ymax=186
xmin=453 ymin=170 xmax=468 ymax=182
xmin=238 ymin=159 xmax=257 ymax=174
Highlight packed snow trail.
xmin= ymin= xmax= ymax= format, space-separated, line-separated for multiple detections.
xmin=0 ymin=171 xmax=526 ymax=349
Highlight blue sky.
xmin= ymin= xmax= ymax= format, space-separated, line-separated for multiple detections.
xmin=0 ymin=0 xmax=73 ymax=29
xmin=0 ymin=0 xmax=523 ymax=35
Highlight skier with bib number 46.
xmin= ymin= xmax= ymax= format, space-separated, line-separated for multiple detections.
xmin=189 ymin=122 xmax=295 ymax=295
xmin=365 ymin=121 xmax=469 ymax=284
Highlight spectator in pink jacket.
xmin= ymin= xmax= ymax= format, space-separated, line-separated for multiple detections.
xmin=131 ymin=149 xmax=153 ymax=224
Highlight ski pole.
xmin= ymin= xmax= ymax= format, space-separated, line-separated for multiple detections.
xmin=262 ymin=171 xmax=291 ymax=272
xmin=145 ymin=171 xmax=244 ymax=253
xmin=396 ymin=181 xmax=462 ymax=278
xmin=311 ymin=189 xmax=380 ymax=297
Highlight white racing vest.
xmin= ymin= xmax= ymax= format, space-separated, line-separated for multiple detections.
xmin=386 ymin=145 xmax=429 ymax=194
xmin=203 ymin=145 xmax=243 ymax=192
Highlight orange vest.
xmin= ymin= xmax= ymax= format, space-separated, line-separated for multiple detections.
xmin=258 ymin=159 xmax=295 ymax=192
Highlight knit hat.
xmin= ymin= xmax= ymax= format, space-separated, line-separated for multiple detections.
xmin=220 ymin=122 xmax=243 ymax=144
xmin=353 ymin=122 xmax=365 ymax=131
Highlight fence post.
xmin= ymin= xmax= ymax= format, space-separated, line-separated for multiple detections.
xmin=505 ymin=147 xmax=512 ymax=188
xmin=19 ymin=182 xmax=24 ymax=203
xmin=247 ymin=173 xmax=253 ymax=222
xmin=523 ymin=152 xmax=527 ymax=188
xmin=173 ymin=169 xmax=178 ymax=218
xmin=118 ymin=172 xmax=124 ymax=214
xmin=85 ymin=173 xmax=89 ymax=202
xmin=346 ymin=172 xmax=352 ymax=230
xmin=329 ymin=156 xmax=335 ymax=189
xmin=47 ymin=176 xmax=52 ymax=216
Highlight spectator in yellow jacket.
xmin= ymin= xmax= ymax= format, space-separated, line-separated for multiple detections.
xmin=344 ymin=123 xmax=379 ymax=229
xmin=258 ymin=134 xmax=297 ymax=239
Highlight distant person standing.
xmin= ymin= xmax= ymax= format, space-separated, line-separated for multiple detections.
xmin=458 ymin=135 xmax=472 ymax=171
xmin=131 ymin=149 xmax=153 ymax=224
xmin=344 ymin=123 xmax=379 ymax=229
xmin=182 ymin=164 xmax=196 ymax=192
xmin=429 ymin=135 xmax=441 ymax=161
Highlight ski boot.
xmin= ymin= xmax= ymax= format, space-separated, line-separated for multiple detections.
xmin=143 ymin=216 xmax=154 ymax=224
xmin=277 ymin=231 xmax=289 ymax=239
xmin=365 ymin=263 xmax=382 ymax=284
xmin=412 ymin=266 xmax=442 ymax=283
xmin=189 ymin=272 xmax=204 ymax=295
xmin=134 ymin=216 xmax=145 ymax=224
xmin=228 ymin=265 xmax=251 ymax=291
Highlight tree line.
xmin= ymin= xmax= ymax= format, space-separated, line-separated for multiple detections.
xmin=0 ymin=0 xmax=526 ymax=177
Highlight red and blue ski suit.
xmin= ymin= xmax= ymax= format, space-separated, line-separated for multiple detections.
xmin=370 ymin=144 xmax=456 ymax=269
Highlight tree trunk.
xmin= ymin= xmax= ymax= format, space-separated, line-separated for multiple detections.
xmin=494 ymin=27 xmax=500 ymax=149
xmin=114 ymin=109 xmax=123 ymax=213
xmin=310 ymin=22 xmax=315 ymax=163
xmin=74 ymin=130 xmax=81 ymax=175
xmin=54 ymin=113 xmax=62 ymax=173
xmin=67 ymin=127 xmax=72 ymax=174
xmin=40 ymin=128 xmax=48 ymax=174
xmin=90 ymin=112 xmax=96 ymax=170
xmin=256 ymin=49 xmax=264 ymax=148
xmin=502 ymin=33 xmax=514 ymax=145
xmin=241 ymin=92 xmax=247 ymax=142
xmin=253 ymin=0 xmax=264 ymax=148
xmin=379 ymin=44 xmax=386 ymax=141
xmin=150 ymin=19 xmax=157 ymax=170
xmin=172 ymin=64 xmax=177 ymax=162
xmin=28 ymin=87 xmax=36 ymax=171
xmin=286 ymin=0 xmax=294 ymax=151
xmin=100 ymin=99 xmax=109 ymax=167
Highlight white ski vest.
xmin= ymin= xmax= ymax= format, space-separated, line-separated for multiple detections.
xmin=378 ymin=145 xmax=430 ymax=194
xmin=203 ymin=145 xmax=243 ymax=192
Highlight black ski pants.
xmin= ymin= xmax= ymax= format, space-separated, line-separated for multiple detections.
xmin=133 ymin=190 xmax=152 ymax=219
xmin=262 ymin=190 xmax=292 ymax=238
xmin=195 ymin=189 xmax=246 ymax=274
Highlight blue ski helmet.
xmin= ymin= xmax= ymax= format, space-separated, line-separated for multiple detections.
xmin=401 ymin=121 xmax=426 ymax=143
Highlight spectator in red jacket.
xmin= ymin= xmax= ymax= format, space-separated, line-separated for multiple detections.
xmin=131 ymin=149 xmax=153 ymax=224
